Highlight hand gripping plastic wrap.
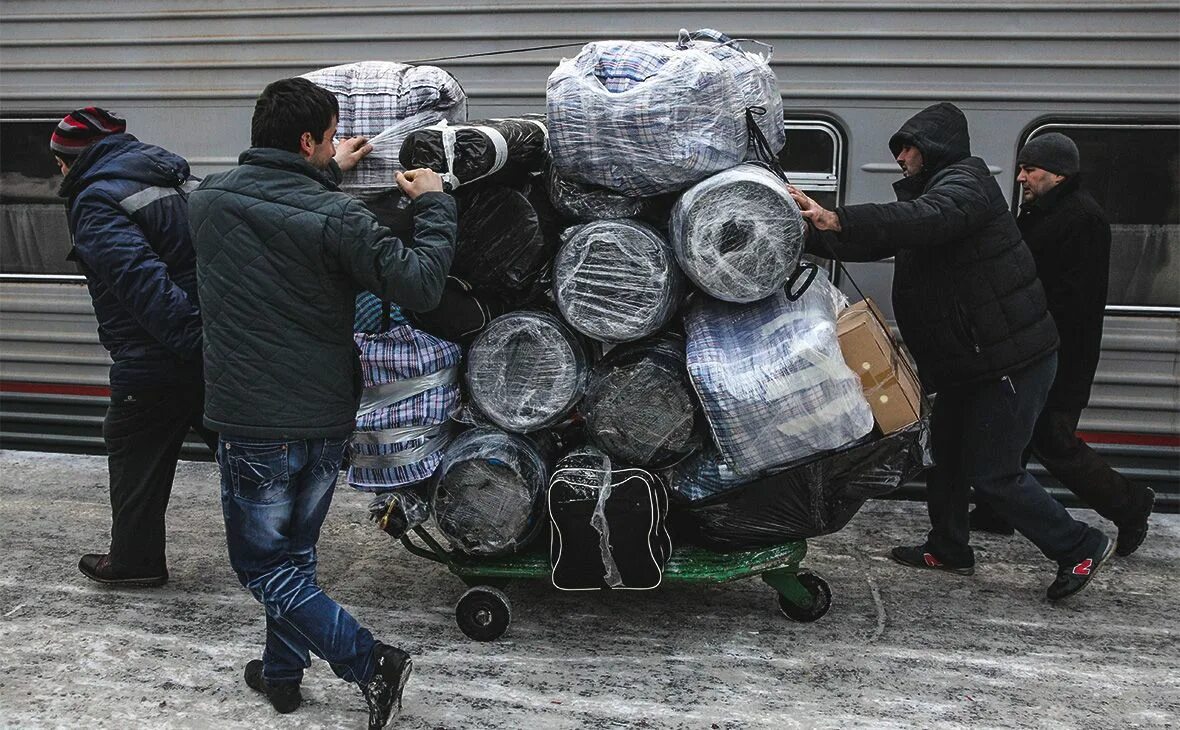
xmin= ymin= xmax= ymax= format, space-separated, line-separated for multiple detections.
xmin=465 ymin=311 xmax=590 ymax=433
xmin=553 ymin=220 xmax=683 ymax=343
xmin=399 ymin=115 xmax=548 ymax=190
xmin=548 ymin=446 xmax=671 ymax=590
xmin=302 ymin=62 xmax=467 ymax=198
xmin=451 ymin=185 xmax=556 ymax=297
xmin=546 ymin=37 xmax=747 ymax=196
xmin=685 ymin=275 xmax=875 ymax=475
xmin=580 ymin=334 xmax=702 ymax=468
xmin=671 ymin=163 xmax=806 ymax=303
xmin=667 ymin=417 xmax=932 ymax=550
xmin=347 ymin=318 xmax=462 ymax=492
xmin=431 ymin=427 xmax=549 ymax=556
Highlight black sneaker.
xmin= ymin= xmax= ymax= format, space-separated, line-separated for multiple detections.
xmin=78 ymin=553 xmax=168 ymax=587
xmin=969 ymin=505 xmax=1015 ymax=535
xmin=363 ymin=643 xmax=413 ymax=730
xmin=244 ymin=659 xmax=301 ymax=714
xmin=1115 ymin=487 xmax=1155 ymax=557
xmin=1047 ymin=532 xmax=1115 ymax=602
xmin=890 ymin=544 xmax=975 ymax=576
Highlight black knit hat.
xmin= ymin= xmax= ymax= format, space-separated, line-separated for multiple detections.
xmin=1017 ymin=132 xmax=1079 ymax=177
xmin=50 ymin=107 xmax=126 ymax=160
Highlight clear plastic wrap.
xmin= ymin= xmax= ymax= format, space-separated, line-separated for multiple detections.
xmin=465 ymin=311 xmax=590 ymax=433
xmin=452 ymin=185 xmax=556 ymax=297
xmin=553 ymin=220 xmax=683 ymax=343
xmin=580 ymin=334 xmax=702 ymax=468
xmin=430 ymin=427 xmax=549 ymax=556
xmin=685 ymin=275 xmax=875 ymax=475
xmin=546 ymin=38 xmax=747 ymax=196
xmin=671 ymin=163 xmax=806 ymax=303
xmin=543 ymin=156 xmax=649 ymax=221
xmin=302 ymin=61 xmax=467 ymax=198
xmin=667 ymin=417 xmax=932 ymax=550
xmin=398 ymin=115 xmax=548 ymax=189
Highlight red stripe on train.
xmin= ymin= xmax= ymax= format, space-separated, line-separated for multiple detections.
xmin=0 ymin=381 xmax=111 ymax=397
xmin=1077 ymin=431 xmax=1180 ymax=448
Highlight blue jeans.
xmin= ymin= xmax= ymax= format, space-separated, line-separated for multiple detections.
xmin=925 ymin=353 xmax=1097 ymax=566
xmin=218 ymin=436 xmax=376 ymax=686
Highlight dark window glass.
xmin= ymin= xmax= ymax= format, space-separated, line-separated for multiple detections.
xmin=779 ymin=127 xmax=835 ymax=174
xmin=1029 ymin=125 xmax=1179 ymax=309
xmin=1 ymin=119 xmax=74 ymax=275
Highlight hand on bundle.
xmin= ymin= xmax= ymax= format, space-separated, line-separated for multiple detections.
xmin=787 ymin=184 xmax=842 ymax=232
xmin=334 ymin=136 xmax=373 ymax=172
xmin=396 ymin=168 xmax=444 ymax=199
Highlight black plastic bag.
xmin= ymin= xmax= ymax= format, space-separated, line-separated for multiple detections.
xmin=399 ymin=115 xmax=548 ymax=189
xmin=452 ymin=185 xmax=557 ymax=297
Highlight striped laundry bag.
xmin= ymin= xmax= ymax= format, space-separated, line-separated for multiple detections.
xmin=348 ymin=293 xmax=463 ymax=492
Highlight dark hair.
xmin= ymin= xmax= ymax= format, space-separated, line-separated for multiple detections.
xmin=250 ymin=78 xmax=340 ymax=152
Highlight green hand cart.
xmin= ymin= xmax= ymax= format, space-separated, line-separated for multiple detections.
xmin=399 ymin=526 xmax=831 ymax=641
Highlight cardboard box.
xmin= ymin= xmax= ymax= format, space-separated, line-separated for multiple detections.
xmin=837 ymin=299 xmax=922 ymax=435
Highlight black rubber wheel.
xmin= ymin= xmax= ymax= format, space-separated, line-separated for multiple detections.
xmin=777 ymin=570 xmax=832 ymax=622
xmin=455 ymin=586 xmax=512 ymax=641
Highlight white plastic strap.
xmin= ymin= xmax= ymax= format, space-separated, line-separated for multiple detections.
xmin=350 ymin=422 xmax=442 ymax=447
xmin=355 ymin=366 xmax=458 ymax=418
xmin=349 ymin=427 xmax=450 ymax=468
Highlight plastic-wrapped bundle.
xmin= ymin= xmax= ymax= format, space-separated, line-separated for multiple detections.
xmin=671 ymin=163 xmax=806 ymax=303
xmin=553 ymin=220 xmax=682 ymax=343
xmin=684 ymin=28 xmax=786 ymax=157
xmin=399 ymin=115 xmax=548 ymax=189
xmin=347 ymin=319 xmax=462 ymax=492
xmin=544 ymin=156 xmax=648 ymax=221
xmin=452 ymin=186 xmax=555 ymax=297
xmin=547 ymin=38 xmax=746 ymax=196
xmin=302 ymin=62 xmax=466 ymax=198
xmin=431 ymin=428 xmax=549 ymax=556
xmin=685 ymin=275 xmax=875 ymax=475
xmin=466 ymin=311 xmax=590 ymax=433
xmin=581 ymin=334 xmax=702 ymax=468
xmin=665 ymin=447 xmax=753 ymax=503
xmin=668 ymin=418 xmax=931 ymax=550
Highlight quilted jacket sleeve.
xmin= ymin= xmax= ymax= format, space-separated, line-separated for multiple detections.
xmin=336 ymin=191 xmax=458 ymax=312
xmin=834 ymin=168 xmax=995 ymax=252
xmin=70 ymin=188 xmax=203 ymax=360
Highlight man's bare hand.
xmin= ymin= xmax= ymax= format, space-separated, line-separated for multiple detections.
xmin=787 ymin=184 xmax=842 ymax=232
xmin=396 ymin=168 xmax=444 ymax=199
xmin=334 ymin=137 xmax=372 ymax=172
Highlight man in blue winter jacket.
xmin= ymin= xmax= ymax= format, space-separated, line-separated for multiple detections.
xmin=53 ymin=107 xmax=217 ymax=587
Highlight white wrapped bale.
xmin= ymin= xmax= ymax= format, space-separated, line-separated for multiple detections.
xmin=671 ymin=164 xmax=806 ymax=303
xmin=546 ymin=39 xmax=746 ymax=196
xmin=302 ymin=61 xmax=466 ymax=197
xmin=553 ymin=220 xmax=682 ymax=343
xmin=431 ymin=428 xmax=548 ymax=556
xmin=465 ymin=311 xmax=589 ymax=433
xmin=685 ymin=275 xmax=874 ymax=475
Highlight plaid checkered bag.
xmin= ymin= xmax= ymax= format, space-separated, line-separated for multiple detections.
xmin=347 ymin=308 xmax=463 ymax=492
xmin=303 ymin=61 xmax=467 ymax=197
xmin=685 ymin=276 xmax=874 ymax=476
xmin=546 ymin=38 xmax=747 ymax=196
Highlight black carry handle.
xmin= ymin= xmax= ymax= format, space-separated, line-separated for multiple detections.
xmin=744 ymin=106 xmax=787 ymax=182
xmin=785 ymin=261 xmax=819 ymax=301
xmin=380 ymin=299 xmax=393 ymax=332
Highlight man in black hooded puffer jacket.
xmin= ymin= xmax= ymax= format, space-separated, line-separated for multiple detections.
xmin=789 ymin=102 xmax=1113 ymax=602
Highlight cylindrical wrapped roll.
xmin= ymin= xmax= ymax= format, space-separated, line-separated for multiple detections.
xmin=553 ymin=220 xmax=682 ymax=344
xmin=465 ymin=311 xmax=590 ymax=432
xmin=431 ymin=428 xmax=548 ymax=556
xmin=581 ymin=334 xmax=702 ymax=468
xmin=544 ymin=156 xmax=649 ymax=222
xmin=452 ymin=186 xmax=556 ymax=297
xmin=670 ymin=164 xmax=806 ymax=303
xmin=399 ymin=115 xmax=548 ymax=189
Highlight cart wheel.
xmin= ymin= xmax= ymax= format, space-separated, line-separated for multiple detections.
xmin=777 ymin=570 xmax=832 ymax=623
xmin=456 ymin=586 xmax=512 ymax=641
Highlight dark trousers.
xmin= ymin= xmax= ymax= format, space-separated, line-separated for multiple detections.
xmin=103 ymin=384 xmax=216 ymax=573
xmin=925 ymin=353 xmax=1095 ymax=566
xmin=1021 ymin=408 xmax=1138 ymax=523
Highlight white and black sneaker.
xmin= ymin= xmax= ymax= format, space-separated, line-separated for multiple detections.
xmin=363 ymin=643 xmax=413 ymax=729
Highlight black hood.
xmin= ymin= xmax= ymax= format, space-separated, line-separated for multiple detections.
xmin=888 ymin=102 xmax=972 ymax=178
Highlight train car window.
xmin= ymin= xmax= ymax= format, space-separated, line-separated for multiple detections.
xmin=780 ymin=121 xmax=842 ymax=211
xmin=1020 ymin=123 xmax=1179 ymax=312
xmin=0 ymin=118 xmax=75 ymax=276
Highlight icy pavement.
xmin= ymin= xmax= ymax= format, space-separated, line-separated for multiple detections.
xmin=0 ymin=450 xmax=1176 ymax=729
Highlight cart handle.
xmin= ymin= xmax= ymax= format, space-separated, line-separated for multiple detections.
xmin=400 ymin=526 xmax=461 ymax=571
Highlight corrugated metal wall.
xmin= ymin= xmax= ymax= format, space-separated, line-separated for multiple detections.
xmin=1 ymin=1 xmax=1177 ymax=496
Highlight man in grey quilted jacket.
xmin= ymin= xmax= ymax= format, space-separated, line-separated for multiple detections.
xmin=189 ymin=77 xmax=456 ymax=729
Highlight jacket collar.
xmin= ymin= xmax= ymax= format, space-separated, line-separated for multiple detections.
xmin=1020 ymin=175 xmax=1079 ymax=216
xmin=237 ymin=147 xmax=342 ymax=189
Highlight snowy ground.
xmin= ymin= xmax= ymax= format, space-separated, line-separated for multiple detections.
xmin=0 ymin=450 xmax=1176 ymax=729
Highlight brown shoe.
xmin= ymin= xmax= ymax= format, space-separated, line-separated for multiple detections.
xmin=78 ymin=553 xmax=168 ymax=587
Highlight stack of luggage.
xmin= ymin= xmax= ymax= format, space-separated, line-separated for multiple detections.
xmin=313 ymin=30 xmax=929 ymax=575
